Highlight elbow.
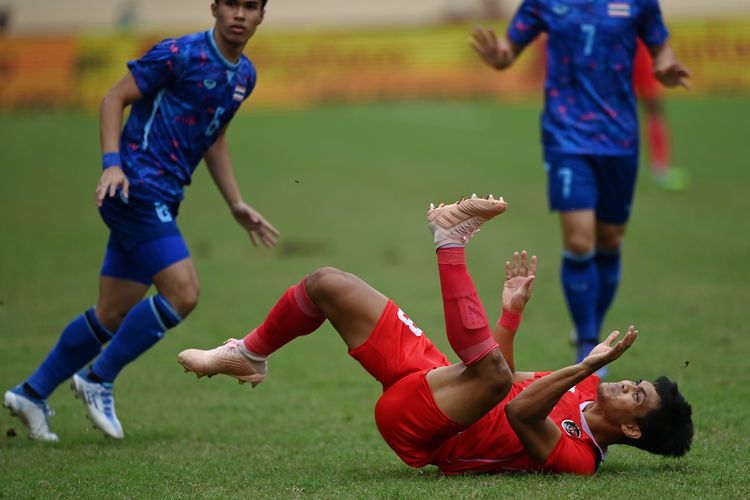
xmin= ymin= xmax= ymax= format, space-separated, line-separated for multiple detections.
xmin=100 ymin=90 xmax=122 ymax=116
xmin=504 ymin=400 xmax=521 ymax=425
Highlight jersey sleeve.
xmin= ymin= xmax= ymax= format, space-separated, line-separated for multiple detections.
xmin=127 ymin=38 xmax=183 ymax=96
xmin=507 ymin=0 xmax=546 ymax=48
xmin=542 ymin=433 xmax=598 ymax=475
xmin=637 ymin=0 xmax=669 ymax=47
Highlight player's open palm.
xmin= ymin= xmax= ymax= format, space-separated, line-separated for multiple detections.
xmin=583 ymin=326 xmax=638 ymax=370
xmin=502 ymin=250 xmax=537 ymax=314
xmin=470 ymin=27 xmax=511 ymax=69
xmin=232 ymin=201 xmax=280 ymax=248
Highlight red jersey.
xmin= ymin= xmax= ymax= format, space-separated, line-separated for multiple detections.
xmin=432 ymin=372 xmax=605 ymax=475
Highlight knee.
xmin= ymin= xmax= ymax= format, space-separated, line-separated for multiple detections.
xmin=597 ymin=233 xmax=623 ymax=251
xmin=304 ymin=267 xmax=350 ymax=302
xmin=162 ymin=284 xmax=200 ymax=318
xmin=476 ymin=349 xmax=513 ymax=398
xmin=564 ymin=234 xmax=595 ymax=256
xmin=94 ymin=307 xmax=128 ymax=333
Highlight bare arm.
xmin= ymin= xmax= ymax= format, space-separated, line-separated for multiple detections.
xmin=470 ymin=27 xmax=525 ymax=70
xmin=204 ymin=130 xmax=280 ymax=248
xmin=505 ymin=327 xmax=638 ymax=463
xmin=492 ymin=251 xmax=536 ymax=375
xmin=649 ymin=42 xmax=691 ymax=89
xmin=95 ymin=72 xmax=143 ymax=206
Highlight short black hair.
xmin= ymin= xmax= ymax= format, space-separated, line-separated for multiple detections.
xmin=623 ymin=376 xmax=693 ymax=457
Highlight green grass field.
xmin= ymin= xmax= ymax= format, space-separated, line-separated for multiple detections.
xmin=1 ymin=96 xmax=749 ymax=498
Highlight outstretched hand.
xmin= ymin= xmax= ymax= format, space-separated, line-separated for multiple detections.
xmin=95 ymin=167 xmax=129 ymax=207
xmin=582 ymin=326 xmax=638 ymax=371
xmin=654 ymin=61 xmax=691 ymax=89
xmin=502 ymin=250 xmax=537 ymax=314
xmin=470 ymin=26 xmax=513 ymax=70
xmin=231 ymin=201 xmax=280 ymax=248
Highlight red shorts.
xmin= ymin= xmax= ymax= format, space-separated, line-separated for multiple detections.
xmin=633 ymin=41 xmax=661 ymax=99
xmin=349 ymin=300 xmax=465 ymax=467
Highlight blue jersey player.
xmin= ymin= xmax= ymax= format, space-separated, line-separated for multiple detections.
xmin=4 ymin=0 xmax=278 ymax=441
xmin=470 ymin=0 xmax=690 ymax=372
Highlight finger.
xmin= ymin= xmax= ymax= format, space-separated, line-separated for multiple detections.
xmin=529 ymin=255 xmax=538 ymax=275
xmin=679 ymin=77 xmax=691 ymax=90
xmin=505 ymin=260 xmax=511 ymax=281
xmin=123 ymin=178 xmax=130 ymax=199
xmin=523 ymin=275 xmax=535 ymax=293
xmin=489 ymin=28 xmax=499 ymax=48
xmin=262 ymin=221 xmax=280 ymax=237
xmin=604 ymin=330 xmax=621 ymax=346
xmin=512 ymin=251 xmax=519 ymax=276
xmin=473 ymin=27 xmax=490 ymax=48
xmin=520 ymin=250 xmax=528 ymax=276
xmin=108 ymin=181 xmax=117 ymax=199
xmin=95 ymin=182 xmax=106 ymax=205
xmin=248 ymin=231 xmax=258 ymax=247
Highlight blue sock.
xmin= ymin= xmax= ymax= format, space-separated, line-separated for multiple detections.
xmin=90 ymin=295 xmax=181 ymax=382
xmin=26 ymin=308 xmax=113 ymax=399
xmin=595 ymin=247 xmax=621 ymax=334
xmin=561 ymin=250 xmax=599 ymax=362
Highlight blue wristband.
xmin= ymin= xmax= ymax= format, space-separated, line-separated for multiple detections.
xmin=102 ymin=152 xmax=121 ymax=170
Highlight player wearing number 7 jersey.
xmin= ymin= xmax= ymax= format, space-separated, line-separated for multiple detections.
xmin=4 ymin=0 xmax=278 ymax=442
xmin=470 ymin=0 xmax=690 ymax=371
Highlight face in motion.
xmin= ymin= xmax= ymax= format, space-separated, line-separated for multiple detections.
xmin=212 ymin=0 xmax=265 ymax=47
xmin=598 ymin=379 xmax=661 ymax=426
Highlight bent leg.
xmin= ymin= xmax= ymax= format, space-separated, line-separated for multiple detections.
xmin=426 ymin=350 xmax=512 ymax=426
xmin=305 ymin=267 xmax=388 ymax=350
xmin=89 ymin=257 xmax=191 ymax=382
xmin=243 ymin=267 xmax=387 ymax=355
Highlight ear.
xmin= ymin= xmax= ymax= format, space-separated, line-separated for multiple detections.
xmin=210 ymin=1 xmax=217 ymax=19
xmin=621 ymin=423 xmax=642 ymax=440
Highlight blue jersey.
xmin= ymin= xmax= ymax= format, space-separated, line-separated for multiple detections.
xmin=121 ymin=29 xmax=257 ymax=203
xmin=507 ymin=0 xmax=668 ymax=156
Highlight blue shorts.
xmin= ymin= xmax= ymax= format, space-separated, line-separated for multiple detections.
xmin=98 ymin=193 xmax=190 ymax=285
xmin=543 ymin=151 xmax=639 ymax=225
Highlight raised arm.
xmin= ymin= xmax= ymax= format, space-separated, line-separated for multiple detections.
xmin=203 ymin=128 xmax=280 ymax=248
xmin=649 ymin=42 xmax=691 ymax=89
xmin=504 ymin=327 xmax=638 ymax=463
xmin=96 ymin=72 xmax=143 ymax=206
xmin=492 ymin=251 xmax=536 ymax=376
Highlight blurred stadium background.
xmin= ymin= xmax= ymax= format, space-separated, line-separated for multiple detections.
xmin=2 ymin=1 xmax=750 ymax=497
xmin=1 ymin=0 xmax=749 ymax=110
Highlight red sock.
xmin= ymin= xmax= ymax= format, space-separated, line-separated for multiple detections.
xmin=437 ymin=247 xmax=497 ymax=365
xmin=648 ymin=113 xmax=671 ymax=173
xmin=243 ymin=278 xmax=325 ymax=356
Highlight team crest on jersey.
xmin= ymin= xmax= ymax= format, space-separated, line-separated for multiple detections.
xmin=551 ymin=2 xmax=570 ymax=16
xmin=233 ymin=84 xmax=246 ymax=102
xmin=607 ymin=2 xmax=631 ymax=17
xmin=203 ymin=79 xmax=217 ymax=90
xmin=561 ymin=420 xmax=581 ymax=438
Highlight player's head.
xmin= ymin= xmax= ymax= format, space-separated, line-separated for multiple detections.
xmin=211 ymin=0 xmax=266 ymax=46
xmin=620 ymin=376 xmax=693 ymax=457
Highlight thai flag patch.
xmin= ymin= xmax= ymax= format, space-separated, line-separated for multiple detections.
xmin=607 ymin=2 xmax=630 ymax=17
xmin=233 ymin=84 xmax=246 ymax=102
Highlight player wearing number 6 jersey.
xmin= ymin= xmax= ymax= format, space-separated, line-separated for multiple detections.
xmin=4 ymin=0 xmax=278 ymax=442
xmin=470 ymin=0 xmax=691 ymax=371
xmin=177 ymin=196 xmax=692 ymax=475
